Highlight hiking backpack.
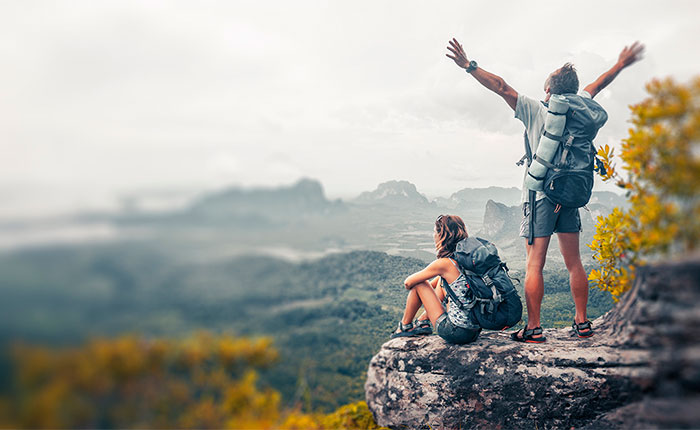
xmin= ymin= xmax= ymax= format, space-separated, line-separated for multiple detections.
xmin=518 ymin=93 xmax=608 ymax=244
xmin=441 ymin=237 xmax=522 ymax=331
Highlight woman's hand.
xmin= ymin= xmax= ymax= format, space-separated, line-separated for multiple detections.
xmin=446 ymin=38 xmax=469 ymax=69
xmin=404 ymin=259 xmax=448 ymax=289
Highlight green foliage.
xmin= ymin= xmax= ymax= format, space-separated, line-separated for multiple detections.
xmin=0 ymin=334 xmax=387 ymax=429
xmin=0 ymin=244 xmax=615 ymax=415
xmin=0 ymin=247 xmax=421 ymax=412
xmin=590 ymin=77 xmax=700 ymax=299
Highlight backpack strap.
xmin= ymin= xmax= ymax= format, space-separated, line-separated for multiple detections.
xmin=518 ymin=129 xmax=536 ymax=246
xmin=527 ymin=189 xmax=536 ymax=246
xmin=442 ymin=259 xmax=469 ymax=310
xmin=532 ymin=154 xmax=558 ymax=170
xmin=594 ymin=155 xmax=607 ymax=176
xmin=516 ymin=131 xmax=533 ymax=167
xmin=440 ymin=276 xmax=468 ymax=311
xmin=481 ymin=274 xmax=502 ymax=303
xmin=558 ymin=135 xmax=575 ymax=166
xmin=543 ymin=130 xmax=564 ymax=142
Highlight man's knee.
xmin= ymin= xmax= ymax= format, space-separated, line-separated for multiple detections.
xmin=558 ymin=232 xmax=584 ymax=270
xmin=525 ymin=237 xmax=550 ymax=272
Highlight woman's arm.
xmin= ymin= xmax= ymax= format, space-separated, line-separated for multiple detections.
xmin=404 ymin=259 xmax=449 ymax=289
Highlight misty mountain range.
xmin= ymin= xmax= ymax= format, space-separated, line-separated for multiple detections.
xmin=2 ymin=178 xmax=628 ymax=269
xmin=109 ymin=178 xmax=625 ymax=264
xmin=121 ymin=178 xmax=625 ymax=223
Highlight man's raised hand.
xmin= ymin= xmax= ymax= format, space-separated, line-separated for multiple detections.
xmin=446 ymin=38 xmax=469 ymax=69
xmin=617 ymin=41 xmax=645 ymax=69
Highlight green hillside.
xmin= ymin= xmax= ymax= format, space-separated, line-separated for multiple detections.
xmin=0 ymin=243 xmax=613 ymax=411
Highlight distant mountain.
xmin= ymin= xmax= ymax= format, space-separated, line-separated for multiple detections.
xmin=113 ymin=178 xmax=346 ymax=227
xmin=477 ymin=197 xmax=617 ymax=261
xmin=185 ymin=178 xmax=344 ymax=222
xmin=589 ymin=191 xmax=629 ymax=209
xmin=479 ymin=199 xmax=521 ymax=241
xmin=439 ymin=187 xmax=522 ymax=209
xmin=353 ymin=180 xmax=432 ymax=208
xmin=436 ymin=187 xmax=625 ymax=211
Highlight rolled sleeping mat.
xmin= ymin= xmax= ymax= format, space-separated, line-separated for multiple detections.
xmin=524 ymin=94 xmax=569 ymax=191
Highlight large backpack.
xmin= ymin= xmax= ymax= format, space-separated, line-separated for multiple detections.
xmin=519 ymin=93 xmax=608 ymax=244
xmin=441 ymin=237 xmax=522 ymax=331
xmin=540 ymin=94 xmax=608 ymax=208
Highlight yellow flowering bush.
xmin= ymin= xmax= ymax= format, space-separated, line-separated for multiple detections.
xmin=0 ymin=333 xmax=386 ymax=429
xmin=2 ymin=332 xmax=280 ymax=429
xmin=589 ymin=77 xmax=700 ymax=299
xmin=281 ymin=401 xmax=387 ymax=430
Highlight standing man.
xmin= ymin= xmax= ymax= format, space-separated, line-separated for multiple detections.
xmin=446 ymin=38 xmax=644 ymax=342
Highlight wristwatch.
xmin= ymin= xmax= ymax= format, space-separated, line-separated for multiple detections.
xmin=465 ymin=60 xmax=478 ymax=73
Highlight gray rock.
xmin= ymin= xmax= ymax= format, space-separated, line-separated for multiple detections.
xmin=365 ymin=254 xmax=700 ymax=429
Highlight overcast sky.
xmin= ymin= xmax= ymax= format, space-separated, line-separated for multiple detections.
xmin=1 ymin=0 xmax=699 ymax=217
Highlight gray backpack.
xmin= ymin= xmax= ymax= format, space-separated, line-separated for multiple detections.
xmin=441 ymin=237 xmax=523 ymax=331
xmin=518 ymin=94 xmax=608 ymax=244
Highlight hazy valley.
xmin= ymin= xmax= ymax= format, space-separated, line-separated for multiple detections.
xmin=0 ymin=178 xmax=623 ymax=411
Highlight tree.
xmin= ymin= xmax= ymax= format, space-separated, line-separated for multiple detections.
xmin=0 ymin=332 xmax=387 ymax=429
xmin=1 ymin=333 xmax=280 ymax=429
xmin=589 ymin=77 xmax=700 ymax=299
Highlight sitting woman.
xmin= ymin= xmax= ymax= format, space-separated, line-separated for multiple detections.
xmin=392 ymin=214 xmax=481 ymax=344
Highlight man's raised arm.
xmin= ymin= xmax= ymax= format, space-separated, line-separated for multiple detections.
xmin=446 ymin=38 xmax=518 ymax=111
xmin=583 ymin=42 xmax=645 ymax=99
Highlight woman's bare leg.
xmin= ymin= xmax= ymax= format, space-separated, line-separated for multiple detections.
xmin=410 ymin=281 xmax=447 ymax=327
xmin=417 ymin=280 xmax=446 ymax=322
xmin=401 ymin=287 xmax=423 ymax=325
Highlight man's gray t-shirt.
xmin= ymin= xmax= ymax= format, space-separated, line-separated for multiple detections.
xmin=514 ymin=91 xmax=592 ymax=204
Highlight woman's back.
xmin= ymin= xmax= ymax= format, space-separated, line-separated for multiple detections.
xmin=444 ymin=258 xmax=477 ymax=329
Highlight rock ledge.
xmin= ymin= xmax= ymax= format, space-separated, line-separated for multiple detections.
xmin=365 ymin=255 xmax=700 ymax=429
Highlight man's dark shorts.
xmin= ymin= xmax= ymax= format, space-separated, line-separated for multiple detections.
xmin=519 ymin=198 xmax=582 ymax=238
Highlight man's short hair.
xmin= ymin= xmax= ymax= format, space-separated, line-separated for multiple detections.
xmin=549 ymin=63 xmax=579 ymax=95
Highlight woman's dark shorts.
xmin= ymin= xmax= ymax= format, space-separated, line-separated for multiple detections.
xmin=436 ymin=313 xmax=480 ymax=345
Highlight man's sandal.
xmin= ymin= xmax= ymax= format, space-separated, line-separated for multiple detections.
xmin=571 ymin=320 xmax=594 ymax=338
xmin=511 ymin=326 xmax=547 ymax=343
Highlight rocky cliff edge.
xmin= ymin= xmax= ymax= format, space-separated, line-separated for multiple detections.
xmin=365 ymin=255 xmax=700 ymax=429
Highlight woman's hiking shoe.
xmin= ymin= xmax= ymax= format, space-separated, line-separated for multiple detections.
xmin=390 ymin=321 xmax=416 ymax=338
xmin=572 ymin=320 xmax=594 ymax=338
xmin=390 ymin=320 xmax=432 ymax=338
xmin=412 ymin=319 xmax=433 ymax=335
xmin=511 ymin=326 xmax=547 ymax=343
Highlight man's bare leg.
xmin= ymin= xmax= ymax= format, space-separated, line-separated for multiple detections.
xmin=519 ymin=236 xmax=551 ymax=338
xmin=557 ymin=232 xmax=590 ymax=330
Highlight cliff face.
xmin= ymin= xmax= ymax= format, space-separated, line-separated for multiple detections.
xmin=479 ymin=199 xmax=520 ymax=241
xmin=365 ymin=255 xmax=700 ymax=429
